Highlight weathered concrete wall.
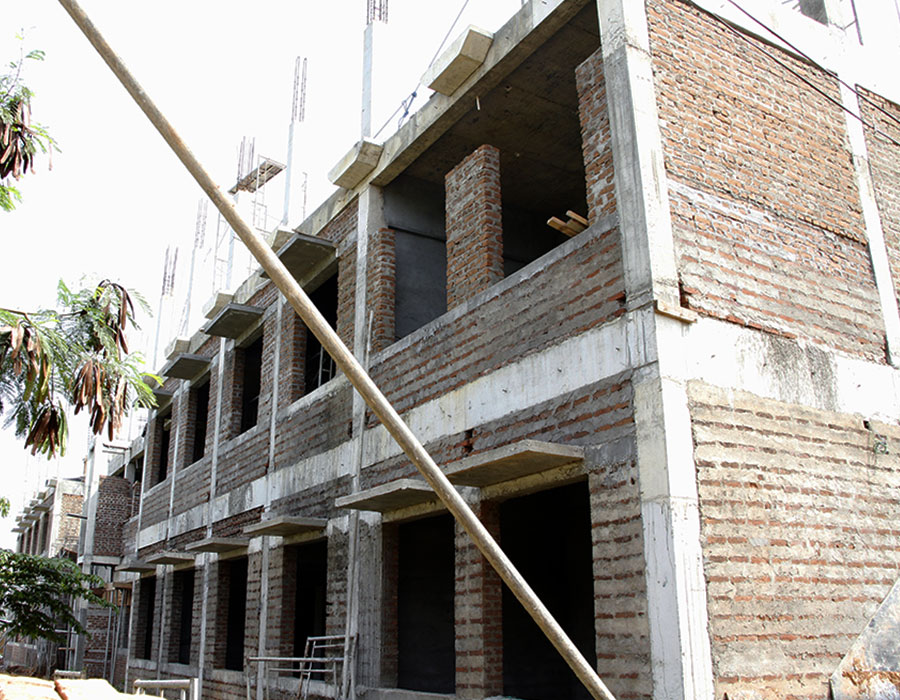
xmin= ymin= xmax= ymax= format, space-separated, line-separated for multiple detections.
xmin=690 ymin=382 xmax=900 ymax=699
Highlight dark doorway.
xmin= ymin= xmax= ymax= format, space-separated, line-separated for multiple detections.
xmin=397 ymin=514 xmax=455 ymax=694
xmin=500 ymin=481 xmax=595 ymax=700
xmin=224 ymin=558 xmax=248 ymax=671
xmin=292 ymin=540 xmax=328 ymax=656
xmin=137 ymin=576 xmax=156 ymax=660
xmin=190 ymin=381 xmax=210 ymax=464
xmin=170 ymin=569 xmax=195 ymax=665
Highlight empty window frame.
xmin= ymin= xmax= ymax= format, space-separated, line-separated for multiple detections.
xmin=500 ymin=481 xmax=595 ymax=700
xmin=189 ymin=380 xmax=210 ymax=464
xmin=136 ymin=576 xmax=156 ymax=660
xmin=218 ymin=557 xmax=248 ymax=671
xmin=169 ymin=568 xmax=195 ymax=665
xmin=397 ymin=514 xmax=455 ymax=693
xmin=154 ymin=409 xmax=172 ymax=485
xmin=239 ymin=336 xmax=263 ymax=434
xmin=304 ymin=275 xmax=338 ymax=393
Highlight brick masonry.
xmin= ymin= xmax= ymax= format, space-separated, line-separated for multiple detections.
xmin=445 ymin=145 xmax=505 ymax=310
xmin=648 ymin=0 xmax=885 ymax=361
xmin=690 ymin=382 xmax=900 ymax=700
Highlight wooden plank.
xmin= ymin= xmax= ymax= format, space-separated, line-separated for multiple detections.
xmin=566 ymin=210 xmax=589 ymax=227
xmin=547 ymin=216 xmax=579 ymax=237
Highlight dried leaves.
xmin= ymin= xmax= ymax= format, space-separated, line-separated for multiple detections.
xmin=0 ymin=280 xmax=155 ymax=457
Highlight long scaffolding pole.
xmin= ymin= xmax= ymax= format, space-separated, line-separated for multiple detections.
xmin=55 ymin=3 xmax=617 ymax=699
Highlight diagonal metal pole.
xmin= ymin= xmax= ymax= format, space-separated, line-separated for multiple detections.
xmin=55 ymin=3 xmax=617 ymax=699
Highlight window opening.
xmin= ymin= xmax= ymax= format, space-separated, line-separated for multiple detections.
xmin=500 ymin=481 xmax=595 ymax=700
xmin=190 ymin=380 xmax=210 ymax=464
xmin=239 ymin=336 xmax=263 ymax=433
xmin=156 ymin=410 xmax=171 ymax=484
xmin=304 ymin=275 xmax=338 ymax=393
xmin=397 ymin=514 xmax=455 ymax=693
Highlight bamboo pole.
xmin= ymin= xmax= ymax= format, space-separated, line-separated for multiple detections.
xmin=55 ymin=3 xmax=617 ymax=699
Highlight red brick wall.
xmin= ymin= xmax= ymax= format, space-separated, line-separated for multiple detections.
xmin=454 ymin=501 xmax=502 ymax=698
xmin=94 ymin=476 xmax=133 ymax=556
xmin=860 ymin=88 xmax=900 ymax=311
xmin=690 ymin=382 xmax=900 ymax=699
xmin=367 ymin=226 xmax=397 ymax=353
xmin=576 ymin=47 xmax=616 ymax=225
xmin=369 ymin=222 xmax=625 ymax=418
xmin=57 ymin=493 xmax=83 ymax=554
xmin=445 ymin=144 xmax=504 ymax=310
xmin=648 ymin=0 xmax=884 ymax=360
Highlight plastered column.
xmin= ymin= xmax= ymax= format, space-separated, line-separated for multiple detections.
xmin=597 ymin=1 xmax=714 ymax=698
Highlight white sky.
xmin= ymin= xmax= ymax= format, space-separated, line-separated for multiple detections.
xmin=0 ymin=0 xmax=521 ymax=548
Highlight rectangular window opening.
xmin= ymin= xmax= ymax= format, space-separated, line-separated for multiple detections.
xmin=155 ymin=410 xmax=172 ymax=485
xmin=304 ymin=275 xmax=338 ymax=394
xmin=239 ymin=336 xmax=263 ymax=434
xmin=500 ymin=481 xmax=595 ymax=700
xmin=190 ymin=380 xmax=210 ymax=464
xmin=396 ymin=514 xmax=455 ymax=694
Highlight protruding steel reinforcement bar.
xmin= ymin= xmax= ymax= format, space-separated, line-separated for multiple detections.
xmin=55 ymin=2 xmax=617 ymax=698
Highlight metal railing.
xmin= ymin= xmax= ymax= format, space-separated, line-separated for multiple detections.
xmin=133 ymin=677 xmax=199 ymax=700
xmin=247 ymin=634 xmax=348 ymax=700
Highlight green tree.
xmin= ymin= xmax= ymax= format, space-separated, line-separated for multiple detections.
xmin=0 ymin=550 xmax=110 ymax=642
xmin=1 ymin=36 xmax=56 ymax=212
xmin=0 ymin=279 xmax=157 ymax=458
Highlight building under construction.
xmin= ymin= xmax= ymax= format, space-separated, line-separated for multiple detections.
xmin=58 ymin=0 xmax=900 ymax=698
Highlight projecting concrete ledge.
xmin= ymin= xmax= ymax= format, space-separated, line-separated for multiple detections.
xmin=144 ymin=552 xmax=195 ymax=566
xmin=202 ymin=302 xmax=264 ymax=339
xmin=328 ymin=139 xmax=384 ymax=190
xmin=160 ymin=353 xmax=210 ymax=380
xmin=335 ymin=479 xmax=439 ymax=512
xmin=422 ymin=26 xmax=493 ymax=96
xmin=185 ymin=537 xmax=249 ymax=554
xmin=260 ymin=232 xmax=337 ymax=289
xmin=115 ymin=558 xmax=156 ymax=573
xmin=242 ymin=515 xmax=327 ymax=537
xmin=444 ymin=439 xmax=584 ymax=487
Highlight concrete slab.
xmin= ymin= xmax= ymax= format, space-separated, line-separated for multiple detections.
xmin=202 ymin=291 xmax=233 ymax=320
xmin=444 ymin=439 xmax=584 ymax=487
xmin=328 ymin=139 xmax=384 ymax=190
xmin=334 ymin=479 xmax=439 ymax=512
xmin=185 ymin=536 xmax=249 ymax=554
xmin=202 ymin=302 xmax=264 ymax=339
xmin=164 ymin=337 xmax=190 ymax=360
xmin=0 ymin=674 xmax=57 ymax=700
xmin=160 ymin=353 xmax=210 ymax=380
xmin=143 ymin=552 xmax=195 ymax=566
xmin=422 ymin=26 xmax=493 ymax=96
xmin=260 ymin=232 xmax=337 ymax=290
xmin=242 ymin=515 xmax=327 ymax=538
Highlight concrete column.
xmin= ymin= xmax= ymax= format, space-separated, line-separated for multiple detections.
xmin=597 ymin=2 xmax=715 ymax=699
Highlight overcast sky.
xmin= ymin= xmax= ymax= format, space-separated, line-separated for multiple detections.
xmin=0 ymin=0 xmax=521 ymax=548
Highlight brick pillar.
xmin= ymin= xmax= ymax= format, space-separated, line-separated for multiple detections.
xmin=368 ymin=227 xmax=397 ymax=353
xmin=455 ymin=500 xmax=502 ymax=698
xmin=278 ymin=303 xmax=307 ymax=410
xmin=337 ymin=240 xmax=357 ymax=349
xmin=445 ymin=144 xmax=504 ymax=310
xmin=576 ymin=47 xmax=616 ymax=225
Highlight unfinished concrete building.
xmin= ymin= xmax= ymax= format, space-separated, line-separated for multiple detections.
xmin=112 ymin=0 xmax=900 ymax=698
